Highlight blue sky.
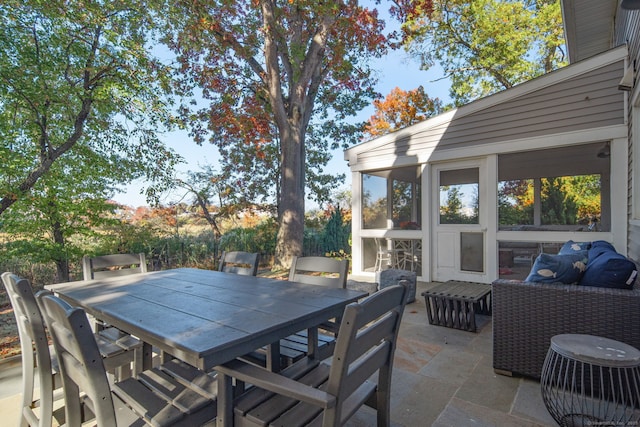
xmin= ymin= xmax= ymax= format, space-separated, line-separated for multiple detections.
xmin=113 ymin=23 xmax=452 ymax=209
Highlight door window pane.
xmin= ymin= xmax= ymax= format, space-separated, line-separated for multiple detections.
xmin=439 ymin=168 xmax=479 ymax=225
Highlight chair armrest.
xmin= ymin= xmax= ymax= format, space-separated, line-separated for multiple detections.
xmin=217 ymin=359 xmax=336 ymax=409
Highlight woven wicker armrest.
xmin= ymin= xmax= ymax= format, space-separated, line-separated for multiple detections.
xmin=492 ymin=279 xmax=640 ymax=379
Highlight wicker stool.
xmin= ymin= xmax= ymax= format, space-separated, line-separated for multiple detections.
xmin=541 ymin=334 xmax=640 ymax=426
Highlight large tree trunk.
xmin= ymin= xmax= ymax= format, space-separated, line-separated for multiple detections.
xmin=273 ymin=123 xmax=305 ymax=270
xmin=259 ymin=0 xmax=331 ymax=271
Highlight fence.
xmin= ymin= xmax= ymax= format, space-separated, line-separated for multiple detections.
xmin=0 ymin=227 xmax=350 ymax=288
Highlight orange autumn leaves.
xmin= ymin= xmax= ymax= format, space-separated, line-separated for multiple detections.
xmin=364 ymin=85 xmax=443 ymax=139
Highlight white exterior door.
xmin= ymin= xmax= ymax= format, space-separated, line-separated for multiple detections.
xmin=432 ymin=159 xmax=491 ymax=283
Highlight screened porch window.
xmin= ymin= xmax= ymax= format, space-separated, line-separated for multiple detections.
xmin=362 ymin=167 xmax=422 ymax=229
xmin=498 ymin=143 xmax=610 ymax=232
xmin=362 ymin=174 xmax=387 ymax=229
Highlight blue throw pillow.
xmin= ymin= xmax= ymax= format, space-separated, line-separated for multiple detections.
xmin=558 ymin=240 xmax=591 ymax=255
xmin=587 ymin=240 xmax=617 ymax=259
xmin=525 ymin=253 xmax=588 ymax=284
xmin=581 ymin=244 xmax=638 ymax=289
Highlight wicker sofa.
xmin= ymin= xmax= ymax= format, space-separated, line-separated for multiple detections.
xmin=492 ymin=276 xmax=640 ymax=379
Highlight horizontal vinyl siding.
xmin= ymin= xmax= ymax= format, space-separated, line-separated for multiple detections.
xmin=357 ymin=60 xmax=625 ymax=164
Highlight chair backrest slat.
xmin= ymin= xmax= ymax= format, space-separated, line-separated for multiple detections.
xmin=82 ymin=253 xmax=147 ymax=281
xmin=288 ymin=256 xmax=349 ymax=288
xmin=218 ymin=251 xmax=260 ymax=276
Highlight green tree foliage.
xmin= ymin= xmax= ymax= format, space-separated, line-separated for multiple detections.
xmin=321 ymin=208 xmax=350 ymax=255
xmin=1 ymin=154 xmax=124 ymax=281
xmin=219 ymin=219 xmax=278 ymax=257
xmin=567 ymin=175 xmax=602 ymax=220
xmin=392 ymin=180 xmax=415 ymax=225
xmin=498 ymin=175 xmax=601 ymax=227
xmin=541 ymin=177 xmax=578 ymax=225
xmin=0 ymin=1 xmax=181 ymax=280
xmin=404 ymin=0 xmax=566 ymax=105
xmin=0 ymin=1 xmax=180 ymax=214
xmin=498 ymin=179 xmax=534 ymax=225
xmin=439 ymin=185 xmax=477 ymax=224
xmin=439 ymin=186 xmax=462 ymax=223
xmin=162 ymin=0 xmax=432 ymax=269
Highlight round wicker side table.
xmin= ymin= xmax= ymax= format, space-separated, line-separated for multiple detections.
xmin=541 ymin=334 xmax=640 ymax=427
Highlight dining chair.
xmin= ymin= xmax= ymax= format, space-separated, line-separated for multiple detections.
xmin=284 ymin=256 xmax=350 ymax=359
xmin=241 ymin=256 xmax=349 ymax=370
xmin=82 ymin=253 xmax=147 ymax=280
xmin=218 ymin=251 xmax=260 ymax=276
xmin=217 ymin=282 xmax=408 ymax=427
xmin=82 ymin=253 xmax=148 ymax=353
xmin=36 ymin=290 xmax=218 ymax=427
xmin=280 ymin=256 xmax=349 ymax=366
xmin=288 ymin=255 xmax=349 ymax=287
xmin=374 ymin=238 xmax=399 ymax=271
xmin=1 ymin=272 xmax=143 ymax=427
xmin=396 ymin=239 xmax=422 ymax=272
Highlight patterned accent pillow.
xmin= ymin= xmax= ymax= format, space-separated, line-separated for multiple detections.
xmin=581 ymin=242 xmax=638 ymax=289
xmin=525 ymin=253 xmax=588 ymax=284
xmin=558 ymin=240 xmax=591 ymax=255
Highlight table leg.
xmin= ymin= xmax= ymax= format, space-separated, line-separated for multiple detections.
xmin=266 ymin=341 xmax=281 ymax=373
xmin=142 ymin=342 xmax=153 ymax=371
xmin=307 ymin=326 xmax=319 ymax=358
xmin=217 ymin=372 xmax=233 ymax=427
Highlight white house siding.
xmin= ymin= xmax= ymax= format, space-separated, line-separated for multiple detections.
xmin=354 ymin=58 xmax=625 ymax=166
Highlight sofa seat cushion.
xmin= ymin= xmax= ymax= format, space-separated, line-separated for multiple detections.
xmin=581 ymin=241 xmax=638 ymax=289
xmin=525 ymin=253 xmax=588 ymax=284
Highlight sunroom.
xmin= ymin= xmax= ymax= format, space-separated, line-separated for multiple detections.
xmin=346 ymin=46 xmax=629 ymax=283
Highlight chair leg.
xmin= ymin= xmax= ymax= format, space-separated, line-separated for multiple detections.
xmin=20 ymin=350 xmax=35 ymax=427
xmin=115 ymin=364 xmax=131 ymax=380
xmin=133 ymin=346 xmax=144 ymax=376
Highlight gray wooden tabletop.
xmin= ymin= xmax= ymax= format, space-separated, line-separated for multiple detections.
xmin=46 ymin=268 xmax=366 ymax=371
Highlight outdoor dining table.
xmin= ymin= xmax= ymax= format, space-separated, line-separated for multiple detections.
xmin=45 ymin=267 xmax=367 ymax=426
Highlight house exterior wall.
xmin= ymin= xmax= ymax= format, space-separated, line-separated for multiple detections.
xmin=346 ymin=47 xmax=629 ymax=280
xmin=616 ymin=11 xmax=640 ymax=64
xmin=616 ymin=10 xmax=640 ymax=261
xmin=352 ymin=57 xmax=625 ymax=168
